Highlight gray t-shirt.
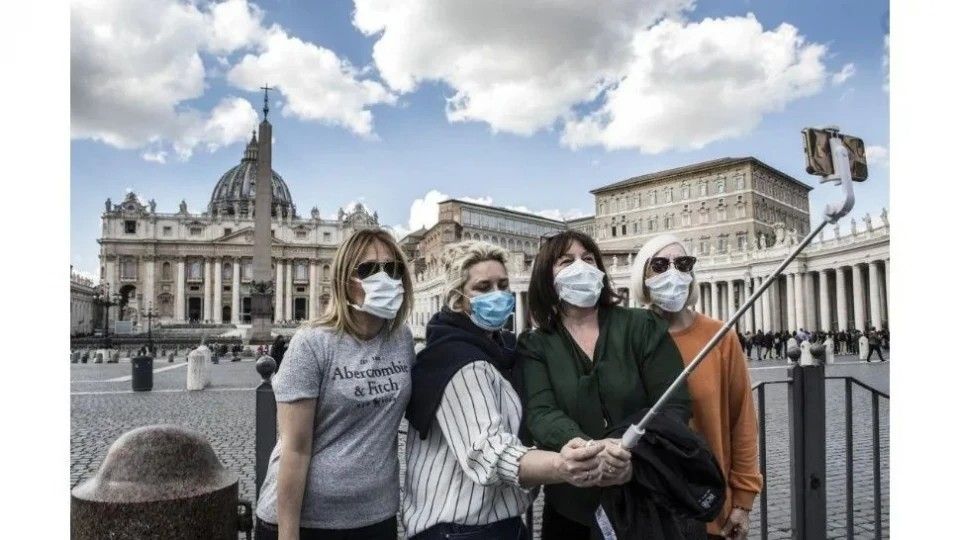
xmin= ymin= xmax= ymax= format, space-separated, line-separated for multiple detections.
xmin=256 ymin=323 xmax=414 ymax=529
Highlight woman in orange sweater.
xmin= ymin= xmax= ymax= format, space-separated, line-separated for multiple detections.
xmin=630 ymin=234 xmax=763 ymax=540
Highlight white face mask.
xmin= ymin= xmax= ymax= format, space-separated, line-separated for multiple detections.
xmin=644 ymin=267 xmax=693 ymax=312
xmin=350 ymin=271 xmax=405 ymax=320
xmin=554 ymin=258 xmax=605 ymax=308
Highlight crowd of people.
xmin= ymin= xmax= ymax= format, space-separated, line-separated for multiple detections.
xmin=252 ymin=227 xmax=765 ymax=540
xmin=737 ymin=327 xmax=889 ymax=362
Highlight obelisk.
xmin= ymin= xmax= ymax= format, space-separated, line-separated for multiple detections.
xmin=249 ymin=86 xmax=274 ymax=343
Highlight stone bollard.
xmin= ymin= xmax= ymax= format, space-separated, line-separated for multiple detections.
xmin=81 ymin=351 xmax=89 ymax=364
xmin=799 ymin=341 xmax=817 ymax=366
xmin=95 ymin=351 xmax=104 ymax=364
xmin=110 ymin=350 xmax=120 ymax=363
xmin=824 ymin=338 xmax=835 ymax=364
xmin=187 ymin=346 xmax=211 ymax=390
xmin=71 ymin=424 xmax=253 ymax=540
xmin=71 ymin=351 xmax=80 ymax=364
xmin=858 ymin=335 xmax=869 ymax=361
xmin=168 ymin=352 xmax=175 ymax=363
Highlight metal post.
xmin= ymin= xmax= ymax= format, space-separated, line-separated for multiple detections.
xmin=255 ymin=356 xmax=278 ymax=500
xmin=788 ymin=364 xmax=826 ymax=540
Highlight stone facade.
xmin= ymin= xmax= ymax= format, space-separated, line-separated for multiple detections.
xmin=407 ymin=157 xmax=889 ymax=339
xmin=71 ymin=267 xmax=100 ymax=336
xmin=589 ymin=157 xmax=812 ymax=256
xmin=97 ymin=139 xmax=380 ymax=327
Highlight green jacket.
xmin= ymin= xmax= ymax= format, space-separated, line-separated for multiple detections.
xmin=518 ymin=305 xmax=691 ymax=525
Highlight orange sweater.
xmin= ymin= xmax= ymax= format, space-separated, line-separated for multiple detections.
xmin=669 ymin=312 xmax=763 ymax=535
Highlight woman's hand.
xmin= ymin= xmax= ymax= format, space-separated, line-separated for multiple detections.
xmin=555 ymin=437 xmax=604 ymax=487
xmin=719 ymin=507 xmax=751 ymax=540
xmin=595 ymin=438 xmax=632 ymax=486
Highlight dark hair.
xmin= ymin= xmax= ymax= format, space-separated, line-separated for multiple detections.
xmin=527 ymin=230 xmax=621 ymax=332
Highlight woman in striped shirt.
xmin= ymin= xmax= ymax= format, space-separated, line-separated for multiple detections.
xmin=403 ymin=241 xmax=608 ymax=540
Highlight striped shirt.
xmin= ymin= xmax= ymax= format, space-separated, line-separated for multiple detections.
xmin=402 ymin=361 xmax=536 ymax=537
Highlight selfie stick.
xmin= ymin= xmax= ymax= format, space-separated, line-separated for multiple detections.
xmin=621 ymin=129 xmax=857 ymax=449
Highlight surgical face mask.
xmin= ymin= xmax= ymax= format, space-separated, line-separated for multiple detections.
xmin=466 ymin=290 xmax=515 ymax=331
xmin=554 ymin=258 xmax=605 ymax=308
xmin=644 ymin=267 xmax=693 ymax=312
xmin=350 ymin=271 xmax=405 ymax=320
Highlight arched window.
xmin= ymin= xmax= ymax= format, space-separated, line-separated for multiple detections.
xmin=161 ymin=261 xmax=172 ymax=281
xmin=223 ymin=263 xmax=233 ymax=281
xmin=322 ymin=265 xmax=331 ymax=280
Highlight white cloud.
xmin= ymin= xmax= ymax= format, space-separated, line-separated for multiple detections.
xmin=866 ymin=145 xmax=888 ymax=168
xmin=206 ymin=0 xmax=266 ymax=54
xmin=562 ymin=14 xmax=829 ymax=153
xmin=353 ymin=0 xmax=695 ymax=135
xmin=227 ymin=27 xmax=396 ymax=136
xmin=832 ymin=63 xmax=856 ymax=85
xmin=72 ymin=0 xmax=393 ymax=161
xmin=141 ymin=150 xmax=168 ymax=163
xmin=505 ymin=205 xmax=590 ymax=222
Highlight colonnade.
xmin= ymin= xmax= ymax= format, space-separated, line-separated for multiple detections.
xmin=695 ymin=259 xmax=890 ymax=333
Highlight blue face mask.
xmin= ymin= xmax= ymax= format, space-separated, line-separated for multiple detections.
xmin=467 ymin=290 xmax=516 ymax=331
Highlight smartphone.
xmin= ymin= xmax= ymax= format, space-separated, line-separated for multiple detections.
xmin=801 ymin=128 xmax=868 ymax=181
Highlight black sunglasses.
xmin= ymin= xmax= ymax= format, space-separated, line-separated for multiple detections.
xmin=649 ymin=256 xmax=696 ymax=274
xmin=355 ymin=260 xmax=405 ymax=280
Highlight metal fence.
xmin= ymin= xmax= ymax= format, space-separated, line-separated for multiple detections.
xmin=753 ymin=364 xmax=889 ymax=540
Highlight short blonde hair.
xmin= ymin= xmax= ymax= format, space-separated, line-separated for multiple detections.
xmin=441 ymin=241 xmax=510 ymax=312
xmin=312 ymin=228 xmax=413 ymax=336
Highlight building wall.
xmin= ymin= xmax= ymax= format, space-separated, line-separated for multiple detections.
xmin=70 ymin=272 xmax=99 ymax=336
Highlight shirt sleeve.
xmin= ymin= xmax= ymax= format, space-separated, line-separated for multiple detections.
xmin=724 ymin=331 xmax=764 ymax=509
xmin=271 ymin=329 xmax=323 ymax=403
xmin=636 ymin=313 xmax=692 ymax=424
xmin=519 ymin=334 xmax=589 ymax=451
xmin=435 ymin=362 xmax=532 ymax=487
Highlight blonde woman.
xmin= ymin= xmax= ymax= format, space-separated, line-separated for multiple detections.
xmin=631 ymin=233 xmax=763 ymax=540
xmin=255 ymin=228 xmax=415 ymax=540
xmin=403 ymin=241 xmax=605 ymax=540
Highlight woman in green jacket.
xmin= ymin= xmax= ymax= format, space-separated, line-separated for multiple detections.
xmin=519 ymin=230 xmax=692 ymax=539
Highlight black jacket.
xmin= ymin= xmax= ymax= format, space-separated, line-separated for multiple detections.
xmin=405 ymin=308 xmax=524 ymax=440
xmin=597 ymin=409 xmax=726 ymax=540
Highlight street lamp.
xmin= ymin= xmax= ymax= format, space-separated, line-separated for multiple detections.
xmin=142 ymin=302 xmax=158 ymax=354
xmin=94 ymin=286 xmax=121 ymax=349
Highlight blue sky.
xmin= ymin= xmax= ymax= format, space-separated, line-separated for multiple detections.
xmin=71 ymin=0 xmax=889 ymax=278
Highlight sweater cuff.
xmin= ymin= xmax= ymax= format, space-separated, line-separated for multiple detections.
xmin=731 ymin=488 xmax=758 ymax=510
xmin=497 ymin=443 xmax=533 ymax=487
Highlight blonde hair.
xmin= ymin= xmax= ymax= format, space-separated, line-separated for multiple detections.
xmin=312 ymin=228 xmax=413 ymax=336
xmin=441 ymin=241 xmax=510 ymax=312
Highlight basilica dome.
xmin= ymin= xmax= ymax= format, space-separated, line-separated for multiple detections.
xmin=208 ymin=133 xmax=295 ymax=218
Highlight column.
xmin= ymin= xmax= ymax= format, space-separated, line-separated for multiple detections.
xmin=769 ymin=277 xmax=781 ymax=332
xmin=309 ymin=260 xmax=318 ymax=320
xmin=804 ymin=272 xmax=817 ymax=332
xmin=794 ymin=272 xmax=806 ymax=331
xmin=742 ymin=281 xmax=754 ymax=333
xmin=515 ymin=292 xmax=526 ymax=333
xmin=884 ymin=259 xmax=890 ymax=325
xmin=285 ymin=259 xmax=294 ymax=321
xmin=213 ymin=257 xmax=223 ymax=323
xmin=231 ymin=257 xmax=241 ymax=324
xmin=710 ymin=282 xmax=720 ymax=320
xmin=175 ymin=258 xmax=185 ymax=322
xmin=761 ymin=276 xmax=772 ymax=332
xmin=786 ymin=273 xmax=796 ymax=332
xmin=836 ymin=267 xmax=848 ymax=331
xmin=696 ymin=284 xmax=705 ymax=314
xmin=852 ymin=263 xmax=866 ymax=332
xmin=725 ymin=280 xmax=735 ymax=324
xmin=818 ymin=271 xmax=832 ymax=331
xmin=274 ymin=260 xmax=283 ymax=323
xmin=868 ymin=260 xmax=882 ymax=330
xmin=203 ymin=258 xmax=212 ymax=322
xmin=143 ymin=257 xmax=155 ymax=311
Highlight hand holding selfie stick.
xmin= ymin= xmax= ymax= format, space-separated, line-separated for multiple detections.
xmin=621 ymin=128 xmax=859 ymax=450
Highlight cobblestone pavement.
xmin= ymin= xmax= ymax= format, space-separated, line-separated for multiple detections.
xmin=71 ymin=354 xmax=888 ymax=539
